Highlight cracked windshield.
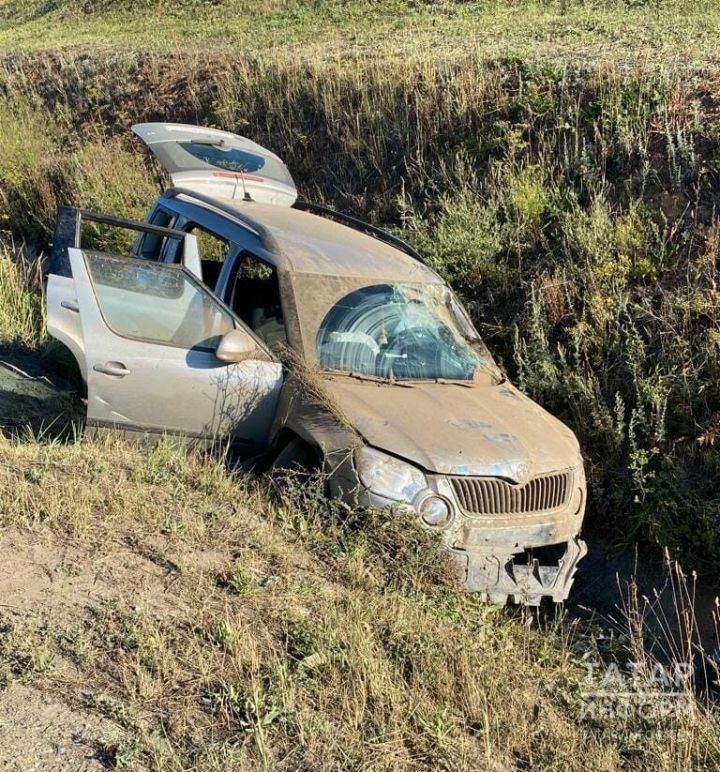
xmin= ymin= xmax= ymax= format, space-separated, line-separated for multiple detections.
xmin=316 ymin=283 xmax=497 ymax=381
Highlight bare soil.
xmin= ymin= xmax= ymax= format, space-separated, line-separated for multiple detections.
xmin=0 ymin=530 xmax=137 ymax=769
xmin=0 ymin=523 xmax=234 ymax=770
xmin=0 ymin=682 xmax=121 ymax=771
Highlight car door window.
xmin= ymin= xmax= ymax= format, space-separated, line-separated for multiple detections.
xmin=84 ymin=251 xmax=235 ymax=350
xmin=67 ymin=246 xmax=282 ymax=447
xmin=138 ymin=208 xmax=176 ymax=260
xmin=185 ymin=224 xmax=230 ymax=289
xmin=230 ymin=254 xmax=287 ymax=351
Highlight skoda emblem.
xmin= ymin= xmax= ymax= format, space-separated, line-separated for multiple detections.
xmin=514 ymin=462 xmax=531 ymax=484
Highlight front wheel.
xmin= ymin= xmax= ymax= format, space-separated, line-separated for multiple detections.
xmin=271 ymin=437 xmax=320 ymax=474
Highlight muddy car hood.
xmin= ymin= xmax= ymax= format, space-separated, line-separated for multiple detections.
xmin=327 ymin=377 xmax=579 ymax=480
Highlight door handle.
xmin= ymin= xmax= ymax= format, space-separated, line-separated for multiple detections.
xmin=61 ymin=299 xmax=79 ymax=312
xmin=93 ymin=362 xmax=130 ymax=377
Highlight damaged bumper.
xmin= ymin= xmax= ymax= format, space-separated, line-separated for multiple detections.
xmin=327 ymin=451 xmax=587 ymax=605
xmin=453 ymin=537 xmax=587 ymax=605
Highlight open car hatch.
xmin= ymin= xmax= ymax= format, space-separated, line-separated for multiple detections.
xmin=132 ymin=123 xmax=298 ymax=207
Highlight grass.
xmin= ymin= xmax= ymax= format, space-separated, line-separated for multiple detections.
xmin=1 ymin=1 xmax=720 ymax=767
xmin=0 ymin=432 xmax=717 ymax=769
xmin=0 ymin=0 xmax=720 ymax=68
xmin=0 ymin=245 xmax=45 ymax=349
xmin=0 ymin=45 xmax=718 ymax=573
xmin=0 ymin=252 xmax=716 ymax=768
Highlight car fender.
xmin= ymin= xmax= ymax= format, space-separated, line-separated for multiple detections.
xmin=271 ymin=375 xmax=361 ymax=470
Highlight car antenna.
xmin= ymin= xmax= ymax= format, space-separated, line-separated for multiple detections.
xmin=238 ymin=168 xmax=253 ymax=202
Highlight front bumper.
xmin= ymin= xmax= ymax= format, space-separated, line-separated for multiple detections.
xmin=328 ymin=454 xmax=587 ymax=605
xmin=453 ymin=536 xmax=587 ymax=605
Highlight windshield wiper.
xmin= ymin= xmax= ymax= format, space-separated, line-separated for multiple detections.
xmin=322 ymin=369 xmax=505 ymax=387
xmin=433 ymin=378 xmax=476 ymax=387
xmin=400 ymin=368 xmax=505 ymax=387
xmin=323 ymin=370 xmax=415 ymax=387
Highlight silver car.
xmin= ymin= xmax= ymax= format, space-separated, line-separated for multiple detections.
xmin=45 ymin=123 xmax=587 ymax=604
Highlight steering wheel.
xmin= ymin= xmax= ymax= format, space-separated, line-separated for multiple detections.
xmin=378 ymin=326 xmax=438 ymax=379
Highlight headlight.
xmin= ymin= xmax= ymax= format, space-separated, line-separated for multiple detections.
xmin=419 ymin=495 xmax=451 ymax=526
xmin=355 ymin=446 xmax=426 ymax=502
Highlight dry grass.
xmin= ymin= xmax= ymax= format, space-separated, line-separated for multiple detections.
xmin=0 ymin=434 xmax=718 ymax=770
xmin=0 ymin=4 xmax=719 ymax=768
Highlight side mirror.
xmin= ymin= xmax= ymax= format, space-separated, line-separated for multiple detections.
xmin=215 ymin=328 xmax=257 ymax=363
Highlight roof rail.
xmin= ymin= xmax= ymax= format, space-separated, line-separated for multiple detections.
xmin=163 ymin=187 xmax=280 ymax=253
xmin=164 ymin=187 xmax=424 ymax=264
xmin=292 ymin=200 xmax=425 ymax=264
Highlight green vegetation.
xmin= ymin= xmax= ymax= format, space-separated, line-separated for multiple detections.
xmin=0 ymin=430 xmax=718 ymax=769
xmin=0 ymin=246 xmax=45 ymax=348
xmin=1 ymin=0 xmax=720 ymax=68
xmin=1 ymin=1 xmax=720 ymax=767
xmin=1 ymin=42 xmax=719 ymax=572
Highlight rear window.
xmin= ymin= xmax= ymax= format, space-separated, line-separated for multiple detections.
xmin=179 ymin=142 xmax=266 ymax=173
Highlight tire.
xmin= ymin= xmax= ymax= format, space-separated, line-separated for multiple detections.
xmin=271 ymin=437 xmax=320 ymax=474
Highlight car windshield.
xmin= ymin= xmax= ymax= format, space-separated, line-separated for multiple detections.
xmin=315 ymin=283 xmax=497 ymax=382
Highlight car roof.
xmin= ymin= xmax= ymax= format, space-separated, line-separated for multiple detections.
xmin=174 ymin=193 xmax=442 ymax=283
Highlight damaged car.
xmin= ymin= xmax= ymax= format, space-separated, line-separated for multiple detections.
xmin=45 ymin=123 xmax=587 ymax=604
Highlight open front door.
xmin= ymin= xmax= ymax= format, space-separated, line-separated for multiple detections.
xmin=67 ymin=247 xmax=282 ymax=449
xmin=46 ymin=206 xmax=205 ymax=385
xmin=132 ymin=123 xmax=297 ymax=207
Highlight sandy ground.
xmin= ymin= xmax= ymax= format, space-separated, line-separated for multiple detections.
xmin=0 ymin=506 xmax=235 ymax=770
xmin=0 ymin=532 xmax=134 ymax=769
xmin=0 ymin=682 xmax=120 ymax=771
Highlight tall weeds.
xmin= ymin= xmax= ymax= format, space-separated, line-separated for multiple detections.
xmin=0 ymin=245 xmax=46 ymax=349
xmin=0 ymin=49 xmax=718 ymax=572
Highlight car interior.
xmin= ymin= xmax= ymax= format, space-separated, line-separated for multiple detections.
xmin=230 ymin=254 xmax=287 ymax=351
xmin=183 ymin=225 xmax=228 ymax=289
xmin=138 ymin=208 xmax=287 ymax=351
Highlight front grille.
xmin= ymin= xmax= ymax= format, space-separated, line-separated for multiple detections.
xmin=450 ymin=470 xmax=572 ymax=516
